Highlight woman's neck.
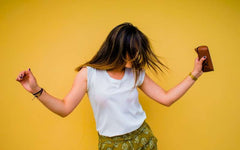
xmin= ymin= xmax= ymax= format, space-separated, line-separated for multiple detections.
xmin=106 ymin=67 xmax=125 ymax=80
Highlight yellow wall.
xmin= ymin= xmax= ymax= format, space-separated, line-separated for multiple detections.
xmin=1 ymin=0 xmax=239 ymax=149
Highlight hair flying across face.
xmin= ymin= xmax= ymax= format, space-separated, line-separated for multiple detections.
xmin=75 ymin=22 xmax=169 ymax=83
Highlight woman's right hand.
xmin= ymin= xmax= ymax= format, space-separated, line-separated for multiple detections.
xmin=16 ymin=68 xmax=41 ymax=94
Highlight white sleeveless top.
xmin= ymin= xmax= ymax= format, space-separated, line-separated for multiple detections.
xmin=86 ymin=66 xmax=146 ymax=137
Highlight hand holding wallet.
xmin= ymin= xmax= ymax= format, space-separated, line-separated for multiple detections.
xmin=195 ymin=45 xmax=214 ymax=72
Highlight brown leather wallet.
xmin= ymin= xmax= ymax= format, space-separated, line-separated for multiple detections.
xmin=195 ymin=45 xmax=214 ymax=72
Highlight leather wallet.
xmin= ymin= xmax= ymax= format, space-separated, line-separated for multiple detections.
xmin=195 ymin=45 xmax=214 ymax=72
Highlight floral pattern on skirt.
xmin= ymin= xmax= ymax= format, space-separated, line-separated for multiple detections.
xmin=98 ymin=121 xmax=158 ymax=150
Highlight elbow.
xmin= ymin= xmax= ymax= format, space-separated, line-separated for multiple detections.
xmin=60 ymin=112 xmax=69 ymax=118
xmin=165 ymin=98 xmax=179 ymax=107
xmin=60 ymin=100 xmax=71 ymax=118
xmin=165 ymin=102 xmax=172 ymax=107
xmin=160 ymin=94 xmax=172 ymax=107
xmin=163 ymin=99 xmax=171 ymax=107
xmin=156 ymin=97 xmax=172 ymax=107
xmin=59 ymin=110 xmax=69 ymax=118
xmin=163 ymin=92 xmax=176 ymax=107
xmin=163 ymin=96 xmax=173 ymax=107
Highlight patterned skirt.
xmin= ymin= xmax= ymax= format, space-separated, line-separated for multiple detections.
xmin=98 ymin=121 xmax=158 ymax=150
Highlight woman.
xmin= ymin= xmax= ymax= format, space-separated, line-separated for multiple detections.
xmin=16 ymin=22 xmax=207 ymax=150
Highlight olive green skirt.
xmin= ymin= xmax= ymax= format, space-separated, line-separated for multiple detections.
xmin=98 ymin=121 xmax=158 ymax=150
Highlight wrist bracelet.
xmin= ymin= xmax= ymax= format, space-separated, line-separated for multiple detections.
xmin=32 ymin=88 xmax=44 ymax=100
xmin=189 ymin=72 xmax=198 ymax=81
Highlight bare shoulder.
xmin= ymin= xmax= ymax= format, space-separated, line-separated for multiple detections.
xmin=74 ymin=67 xmax=87 ymax=83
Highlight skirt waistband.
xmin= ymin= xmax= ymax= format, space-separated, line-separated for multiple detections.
xmin=98 ymin=121 xmax=148 ymax=142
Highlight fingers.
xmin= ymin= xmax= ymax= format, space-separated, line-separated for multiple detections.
xmin=200 ymin=56 xmax=207 ymax=63
xmin=16 ymin=71 xmax=25 ymax=81
xmin=196 ymin=56 xmax=207 ymax=63
xmin=16 ymin=69 xmax=31 ymax=81
xmin=193 ymin=56 xmax=207 ymax=74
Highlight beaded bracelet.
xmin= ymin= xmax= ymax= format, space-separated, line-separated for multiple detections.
xmin=32 ymin=88 xmax=44 ymax=100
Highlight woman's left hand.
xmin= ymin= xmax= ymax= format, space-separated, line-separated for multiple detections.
xmin=191 ymin=56 xmax=207 ymax=78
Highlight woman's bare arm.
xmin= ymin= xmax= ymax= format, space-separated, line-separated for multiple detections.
xmin=139 ymin=56 xmax=207 ymax=107
xmin=139 ymin=72 xmax=196 ymax=106
xmin=16 ymin=67 xmax=87 ymax=117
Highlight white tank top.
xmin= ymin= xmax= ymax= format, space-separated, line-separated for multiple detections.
xmin=86 ymin=66 xmax=146 ymax=137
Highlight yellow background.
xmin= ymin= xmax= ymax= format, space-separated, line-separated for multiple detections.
xmin=1 ymin=0 xmax=239 ymax=150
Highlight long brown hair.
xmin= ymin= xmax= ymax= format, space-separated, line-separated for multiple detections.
xmin=75 ymin=22 xmax=169 ymax=83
